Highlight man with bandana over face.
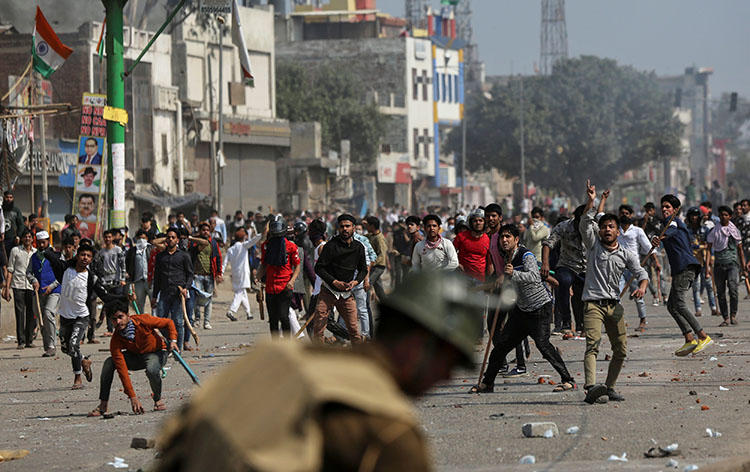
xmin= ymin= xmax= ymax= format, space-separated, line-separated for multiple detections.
xmin=3 ymin=191 xmax=25 ymax=256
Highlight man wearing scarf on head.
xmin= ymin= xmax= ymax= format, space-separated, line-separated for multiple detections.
xmin=259 ymin=219 xmax=300 ymax=336
xmin=312 ymin=214 xmax=368 ymax=344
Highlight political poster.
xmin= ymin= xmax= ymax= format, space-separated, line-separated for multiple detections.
xmin=73 ymin=93 xmax=107 ymax=241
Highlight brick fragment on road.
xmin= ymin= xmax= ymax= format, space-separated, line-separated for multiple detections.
xmin=522 ymin=422 xmax=558 ymax=438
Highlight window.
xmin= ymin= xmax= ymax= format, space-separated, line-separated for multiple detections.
xmin=161 ymin=134 xmax=168 ymax=166
xmin=413 ymin=128 xmax=419 ymax=159
xmin=448 ymin=75 xmax=453 ymax=102
xmin=412 ymin=68 xmax=418 ymax=100
xmin=442 ymin=74 xmax=447 ymax=102
xmin=422 ymin=70 xmax=428 ymax=101
xmin=423 ymin=128 xmax=430 ymax=157
xmin=455 ymin=75 xmax=459 ymax=103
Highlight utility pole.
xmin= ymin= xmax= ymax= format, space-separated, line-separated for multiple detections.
xmin=519 ymin=74 xmax=526 ymax=202
xmin=207 ymin=46 xmax=218 ymax=211
xmin=461 ymin=109 xmax=467 ymax=210
xmin=37 ymin=72 xmax=48 ymax=218
xmin=104 ymin=0 xmax=126 ymax=229
xmin=217 ymin=16 xmax=224 ymax=216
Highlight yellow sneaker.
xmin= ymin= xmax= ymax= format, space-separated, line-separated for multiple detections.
xmin=675 ymin=340 xmax=698 ymax=356
xmin=692 ymin=335 xmax=713 ymax=355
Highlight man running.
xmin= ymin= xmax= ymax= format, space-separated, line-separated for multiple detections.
xmin=44 ymin=243 xmax=109 ymax=389
xmin=652 ymin=194 xmax=713 ymax=356
xmin=471 ymin=224 xmax=575 ymax=394
xmin=579 ymin=182 xmax=648 ymax=404
xmin=88 ymin=296 xmax=178 ymax=416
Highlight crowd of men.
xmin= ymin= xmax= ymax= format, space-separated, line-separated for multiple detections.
xmin=1 ymin=181 xmax=749 ymax=411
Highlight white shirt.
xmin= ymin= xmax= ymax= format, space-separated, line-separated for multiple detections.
xmin=59 ymin=268 xmax=90 ymax=319
xmin=411 ymin=237 xmax=459 ymax=272
xmin=617 ymin=224 xmax=651 ymax=257
xmin=8 ymin=245 xmax=36 ymax=290
xmin=222 ymin=234 xmax=263 ymax=291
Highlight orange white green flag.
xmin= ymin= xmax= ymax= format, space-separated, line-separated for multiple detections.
xmin=32 ymin=6 xmax=73 ymax=78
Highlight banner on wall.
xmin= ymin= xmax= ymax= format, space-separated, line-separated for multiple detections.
xmin=73 ymin=93 xmax=107 ymax=240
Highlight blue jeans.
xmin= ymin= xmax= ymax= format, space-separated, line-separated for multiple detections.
xmin=554 ymin=266 xmax=585 ymax=332
xmin=191 ymin=275 xmax=215 ymax=324
xmin=692 ymin=270 xmax=716 ymax=312
xmin=619 ymin=269 xmax=647 ymax=319
xmin=159 ymin=293 xmax=185 ymax=349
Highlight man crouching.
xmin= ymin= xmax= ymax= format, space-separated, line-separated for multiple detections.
xmin=89 ymin=297 xmax=178 ymax=416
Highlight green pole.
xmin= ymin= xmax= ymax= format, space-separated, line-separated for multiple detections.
xmin=104 ymin=0 xmax=127 ymax=230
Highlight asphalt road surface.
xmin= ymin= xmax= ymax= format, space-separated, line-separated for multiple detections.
xmin=1 ymin=283 xmax=749 ymax=471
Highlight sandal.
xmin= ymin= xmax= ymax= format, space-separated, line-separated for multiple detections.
xmin=88 ymin=406 xmax=106 ymax=417
xmin=552 ymin=382 xmax=577 ymax=392
xmin=71 ymin=383 xmax=84 ymax=390
xmin=153 ymin=401 xmax=167 ymax=411
xmin=718 ymin=321 xmax=729 ymax=327
xmin=468 ymin=383 xmax=493 ymax=394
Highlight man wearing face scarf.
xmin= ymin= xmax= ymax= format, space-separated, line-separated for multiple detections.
xmin=259 ymin=219 xmax=301 ymax=336
xmin=3 ymin=190 xmax=25 ymax=256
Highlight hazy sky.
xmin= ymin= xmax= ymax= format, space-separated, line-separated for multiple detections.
xmin=377 ymin=0 xmax=750 ymax=97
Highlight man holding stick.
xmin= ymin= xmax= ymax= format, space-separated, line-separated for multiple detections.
xmin=88 ymin=296 xmax=178 ymax=416
xmin=26 ymin=231 xmax=60 ymax=357
xmin=470 ymin=224 xmax=575 ymax=394
xmin=153 ymin=228 xmax=193 ymax=350
xmin=652 ymin=194 xmax=713 ymax=356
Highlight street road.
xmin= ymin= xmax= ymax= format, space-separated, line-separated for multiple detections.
xmin=1 ymin=283 xmax=748 ymax=471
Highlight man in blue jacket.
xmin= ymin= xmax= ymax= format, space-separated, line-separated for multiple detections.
xmin=651 ymin=194 xmax=713 ymax=357
xmin=26 ymin=231 xmax=60 ymax=357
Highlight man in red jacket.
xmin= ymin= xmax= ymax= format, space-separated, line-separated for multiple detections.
xmin=88 ymin=298 xmax=178 ymax=416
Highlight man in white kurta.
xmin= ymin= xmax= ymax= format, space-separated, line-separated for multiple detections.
xmin=222 ymin=228 xmax=263 ymax=320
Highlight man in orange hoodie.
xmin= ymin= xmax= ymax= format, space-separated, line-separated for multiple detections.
xmin=88 ymin=297 xmax=178 ymax=416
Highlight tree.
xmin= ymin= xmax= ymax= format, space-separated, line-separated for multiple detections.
xmin=276 ymin=63 xmax=387 ymax=164
xmin=449 ymin=56 xmax=683 ymax=196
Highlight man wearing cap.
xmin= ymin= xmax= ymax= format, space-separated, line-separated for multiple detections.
xmin=312 ymin=214 xmax=368 ymax=343
xmin=79 ymin=166 xmax=99 ymax=192
xmin=26 ymin=231 xmax=60 ymax=356
xmin=155 ymin=271 xmax=483 ymax=471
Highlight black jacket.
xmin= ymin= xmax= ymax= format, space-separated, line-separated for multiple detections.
xmin=314 ymin=236 xmax=367 ymax=287
xmin=153 ymin=248 xmax=194 ymax=300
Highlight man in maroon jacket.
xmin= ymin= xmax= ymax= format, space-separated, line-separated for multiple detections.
xmin=88 ymin=298 xmax=178 ymax=416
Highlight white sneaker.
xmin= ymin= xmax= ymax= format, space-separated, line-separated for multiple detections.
xmin=203 ymin=322 xmax=213 ymax=330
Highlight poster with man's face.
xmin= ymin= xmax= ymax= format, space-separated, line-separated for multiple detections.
xmin=76 ymin=165 xmax=101 ymax=193
xmin=78 ymin=136 xmax=104 ymax=165
xmin=75 ymin=192 xmax=98 ymax=239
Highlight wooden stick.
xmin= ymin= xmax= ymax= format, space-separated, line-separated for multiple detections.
xmin=295 ymin=313 xmax=315 ymax=338
xmin=655 ymin=266 xmax=664 ymax=304
xmin=34 ymin=291 xmax=45 ymax=333
xmin=476 ymin=287 xmax=502 ymax=387
xmin=180 ymin=293 xmax=199 ymax=345
xmin=620 ymin=209 xmax=680 ymax=299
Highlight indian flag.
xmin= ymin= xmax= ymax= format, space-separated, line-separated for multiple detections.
xmin=232 ymin=0 xmax=254 ymax=86
xmin=32 ymin=6 xmax=73 ymax=78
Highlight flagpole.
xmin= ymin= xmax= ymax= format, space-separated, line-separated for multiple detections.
xmin=37 ymin=71 xmax=49 ymax=218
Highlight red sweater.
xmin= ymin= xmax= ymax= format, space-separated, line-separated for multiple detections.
xmin=453 ymin=231 xmax=490 ymax=281
xmin=109 ymin=314 xmax=176 ymax=398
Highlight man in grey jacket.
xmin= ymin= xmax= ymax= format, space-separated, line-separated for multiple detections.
xmin=579 ymin=181 xmax=649 ymax=405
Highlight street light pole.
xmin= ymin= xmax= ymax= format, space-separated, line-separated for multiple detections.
xmin=519 ymin=74 xmax=526 ymax=204
xmin=461 ymin=111 xmax=467 ymax=210
xmin=217 ymin=17 xmax=224 ymax=216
